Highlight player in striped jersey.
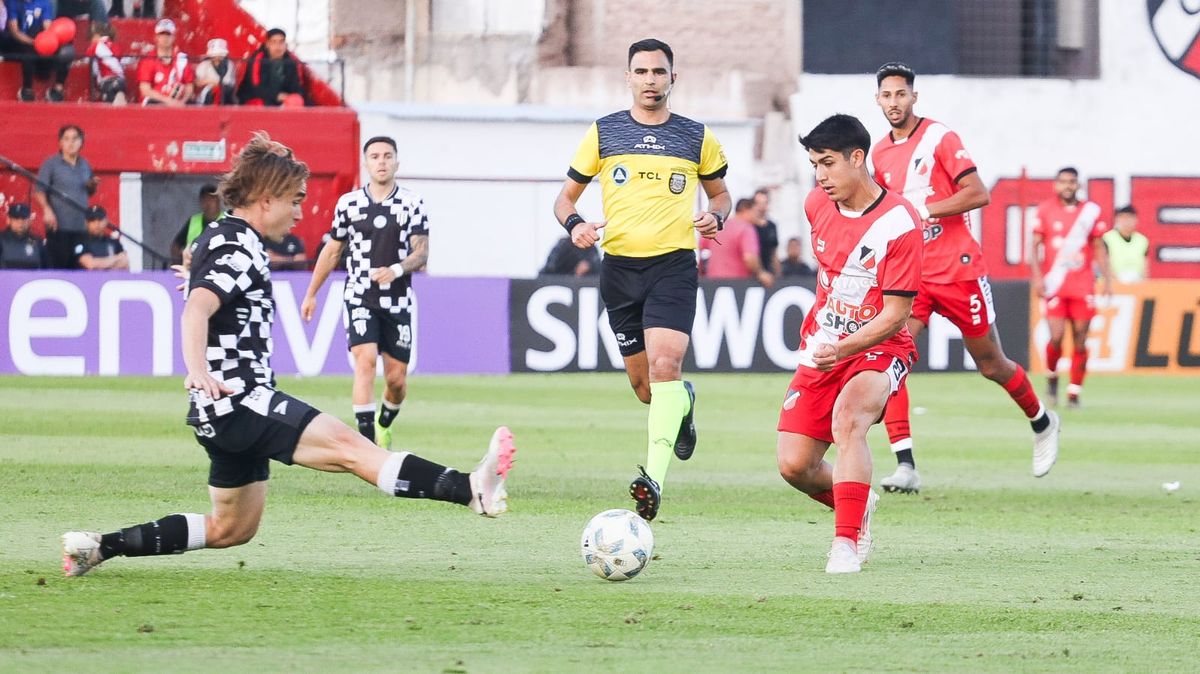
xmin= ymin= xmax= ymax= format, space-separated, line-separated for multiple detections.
xmin=777 ymin=114 xmax=922 ymax=573
xmin=871 ymin=62 xmax=1060 ymax=491
xmin=62 ymin=134 xmax=514 ymax=577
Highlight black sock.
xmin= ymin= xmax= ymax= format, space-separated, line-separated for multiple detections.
xmin=99 ymin=514 xmax=189 ymax=559
xmin=355 ymin=410 xmax=375 ymax=441
xmin=393 ymin=454 xmax=472 ymax=505
xmin=379 ymin=401 xmax=400 ymax=429
xmin=1031 ymin=411 xmax=1051 ymax=433
xmin=895 ymin=449 xmax=915 ymax=468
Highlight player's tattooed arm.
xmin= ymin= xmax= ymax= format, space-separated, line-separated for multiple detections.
xmin=402 ymin=234 xmax=428 ymax=274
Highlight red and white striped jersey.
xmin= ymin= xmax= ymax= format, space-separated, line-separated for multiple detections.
xmin=798 ymin=187 xmax=923 ymax=368
xmin=88 ymin=37 xmax=123 ymax=81
xmin=871 ymin=118 xmax=986 ymax=284
xmin=1031 ymin=199 xmax=1107 ymax=298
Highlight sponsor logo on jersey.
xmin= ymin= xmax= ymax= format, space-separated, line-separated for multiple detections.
xmin=923 ymin=223 xmax=944 ymax=243
xmin=669 ymin=172 xmax=686 ymax=194
xmin=612 ymin=165 xmax=629 ymax=186
xmin=820 ymin=298 xmax=879 ymax=335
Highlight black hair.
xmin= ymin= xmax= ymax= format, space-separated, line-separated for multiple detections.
xmin=1057 ymin=166 xmax=1079 ymax=178
xmin=266 ymin=28 xmax=286 ymax=39
xmin=628 ymin=39 xmax=673 ymax=69
xmin=876 ymin=61 xmax=915 ymax=87
xmin=799 ymin=114 xmax=871 ymax=159
xmin=735 ymin=198 xmax=755 ymax=212
xmin=58 ymin=124 xmax=84 ymax=142
xmin=199 ymin=183 xmax=219 ymax=197
xmin=753 ymin=187 xmax=770 ymax=198
xmin=362 ymin=136 xmax=398 ymax=154
xmin=1116 ymin=205 xmax=1137 ymax=216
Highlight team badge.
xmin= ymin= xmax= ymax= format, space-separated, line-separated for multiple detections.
xmin=859 ymin=245 xmax=878 ymax=270
xmin=782 ymin=389 xmax=801 ymax=411
xmin=611 ymin=165 xmax=629 ymax=186
xmin=1149 ymin=0 xmax=1200 ymax=81
xmin=669 ymin=172 xmax=686 ymax=194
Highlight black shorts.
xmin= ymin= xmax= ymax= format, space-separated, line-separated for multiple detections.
xmin=344 ymin=304 xmax=413 ymax=362
xmin=191 ymin=389 xmax=321 ymax=488
xmin=600 ymin=249 xmax=698 ymax=357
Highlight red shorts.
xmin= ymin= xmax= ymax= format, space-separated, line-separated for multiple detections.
xmin=910 ymin=276 xmax=996 ymax=339
xmin=777 ymin=348 xmax=912 ymax=443
xmin=1043 ymin=295 xmax=1095 ymax=323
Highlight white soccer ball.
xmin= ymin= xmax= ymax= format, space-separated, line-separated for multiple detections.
xmin=580 ymin=509 xmax=654 ymax=581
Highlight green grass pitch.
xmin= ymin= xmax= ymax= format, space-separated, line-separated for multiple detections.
xmin=1 ymin=373 xmax=1198 ymax=672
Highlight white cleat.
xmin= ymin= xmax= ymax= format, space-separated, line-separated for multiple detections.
xmin=880 ymin=464 xmax=921 ymax=494
xmin=469 ymin=426 xmax=517 ymax=517
xmin=857 ymin=489 xmax=880 ymax=564
xmin=825 ymin=538 xmax=862 ymax=574
xmin=1033 ymin=411 xmax=1060 ymax=478
xmin=62 ymin=531 xmax=104 ymax=577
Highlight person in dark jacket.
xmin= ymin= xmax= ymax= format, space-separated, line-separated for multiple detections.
xmin=237 ymin=27 xmax=303 ymax=106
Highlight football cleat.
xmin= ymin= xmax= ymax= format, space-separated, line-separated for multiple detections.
xmin=62 ymin=531 xmax=104 ymax=577
xmin=880 ymin=463 xmax=921 ymax=494
xmin=674 ymin=380 xmax=697 ymax=460
xmin=375 ymin=421 xmax=393 ymax=449
xmin=469 ymin=426 xmax=516 ymax=517
xmin=857 ymin=489 xmax=880 ymax=564
xmin=629 ymin=466 xmax=662 ymax=522
xmin=1032 ymin=411 xmax=1060 ymax=478
xmin=825 ymin=538 xmax=862 ymax=574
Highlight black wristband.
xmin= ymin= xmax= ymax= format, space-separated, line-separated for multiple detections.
xmin=710 ymin=211 xmax=725 ymax=231
xmin=563 ymin=213 xmax=585 ymax=234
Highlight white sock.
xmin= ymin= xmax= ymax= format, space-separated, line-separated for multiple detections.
xmin=890 ymin=438 xmax=913 ymax=453
xmin=180 ymin=513 xmax=207 ymax=551
xmin=375 ymin=451 xmax=409 ymax=495
xmin=353 ymin=403 xmax=375 ymax=415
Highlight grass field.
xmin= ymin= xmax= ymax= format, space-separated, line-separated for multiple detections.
xmin=1 ymin=372 xmax=1198 ymax=673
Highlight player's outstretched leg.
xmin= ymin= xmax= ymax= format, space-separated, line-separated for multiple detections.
xmin=629 ymin=466 xmax=661 ymax=522
xmin=966 ymin=327 xmax=1060 ymax=477
xmin=880 ymin=382 xmax=921 ymax=494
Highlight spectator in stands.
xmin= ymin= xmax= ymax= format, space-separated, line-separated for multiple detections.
xmin=87 ymin=21 xmax=126 ymax=104
xmin=74 ymin=205 xmax=127 ymax=270
xmin=195 ymin=38 xmax=238 ymax=105
xmin=237 ymin=27 xmax=303 ymax=106
xmin=264 ymin=231 xmax=308 ymax=270
xmin=1 ymin=0 xmax=74 ymax=102
xmin=34 ymin=124 xmax=97 ymax=268
xmin=170 ymin=183 xmax=221 ymax=264
xmin=1103 ymin=205 xmax=1150 ymax=283
xmin=0 ymin=202 xmax=50 ymax=269
xmin=698 ymin=198 xmax=773 ymax=286
xmin=539 ymin=236 xmax=599 ymax=277
xmin=779 ymin=236 xmax=815 ymax=277
xmin=137 ymin=18 xmax=193 ymax=106
xmin=107 ymin=0 xmax=156 ymax=19
xmin=56 ymin=0 xmax=108 ymax=24
xmin=751 ymin=187 xmax=782 ymax=282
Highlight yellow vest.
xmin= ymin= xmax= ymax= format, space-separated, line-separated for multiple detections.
xmin=1102 ymin=229 xmax=1148 ymax=283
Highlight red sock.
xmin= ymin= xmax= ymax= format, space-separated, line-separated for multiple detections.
xmin=833 ymin=481 xmax=870 ymax=541
xmin=1002 ymin=365 xmax=1043 ymax=419
xmin=1070 ymin=348 xmax=1088 ymax=387
xmin=884 ymin=381 xmax=911 ymax=445
xmin=808 ymin=490 xmax=835 ymax=509
xmin=1045 ymin=343 xmax=1062 ymax=375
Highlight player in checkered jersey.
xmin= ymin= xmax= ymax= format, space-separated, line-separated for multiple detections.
xmin=303 ymin=136 xmax=428 ymax=450
xmin=61 ymin=134 xmax=514 ymax=578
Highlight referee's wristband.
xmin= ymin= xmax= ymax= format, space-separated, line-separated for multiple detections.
xmin=388 ymin=263 xmax=405 ymax=278
xmin=563 ymin=213 xmax=585 ymax=234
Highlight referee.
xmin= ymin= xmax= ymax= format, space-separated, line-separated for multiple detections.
xmin=302 ymin=136 xmax=429 ymax=450
xmin=553 ymin=38 xmax=731 ymax=521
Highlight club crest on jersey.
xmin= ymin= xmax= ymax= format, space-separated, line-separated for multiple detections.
xmin=782 ymin=389 xmax=801 ymax=411
xmin=1149 ymin=0 xmax=1200 ymax=81
xmin=612 ymin=165 xmax=629 ymax=186
xmin=669 ymin=172 xmax=686 ymax=195
xmin=373 ymin=215 xmax=388 ymax=229
xmin=859 ymin=245 xmax=878 ymax=270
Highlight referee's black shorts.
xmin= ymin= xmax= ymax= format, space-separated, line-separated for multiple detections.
xmin=600 ymin=248 xmax=698 ymax=357
xmin=190 ymin=388 xmax=321 ymax=488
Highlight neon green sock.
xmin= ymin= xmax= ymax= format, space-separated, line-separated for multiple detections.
xmin=645 ymin=380 xmax=691 ymax=488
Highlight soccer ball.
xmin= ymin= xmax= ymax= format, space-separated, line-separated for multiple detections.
xmin=580 ymin=509 xmax=654 ymax=581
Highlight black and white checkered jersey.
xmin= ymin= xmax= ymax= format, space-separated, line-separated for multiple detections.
xmin=185 ymin=214 xmax=276 ymax=425
xmin=330 ymin=184 xmax=429 ymax=314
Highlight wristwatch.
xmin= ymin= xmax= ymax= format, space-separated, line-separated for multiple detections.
xmin=710 ymin=211 xmax=724 ymax=231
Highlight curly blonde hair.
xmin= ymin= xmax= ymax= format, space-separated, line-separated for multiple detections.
xmin=219 ymin=132 xmax=310 ymax=209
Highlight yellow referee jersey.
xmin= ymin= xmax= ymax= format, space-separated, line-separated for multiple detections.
xmin=568 ymin=111 xmax=728 ymax=258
